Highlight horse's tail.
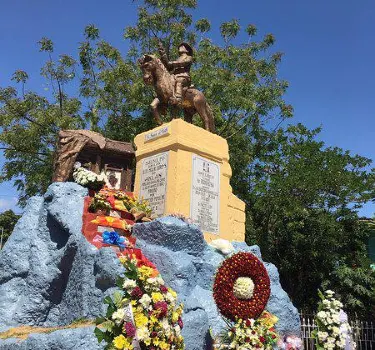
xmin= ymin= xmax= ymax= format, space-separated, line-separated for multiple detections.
xmin=205 ymin=101 xmax=216 ymax=133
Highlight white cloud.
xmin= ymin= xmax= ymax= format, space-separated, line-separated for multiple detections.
xmin=0 ymin=197 xmax=18 ymax=211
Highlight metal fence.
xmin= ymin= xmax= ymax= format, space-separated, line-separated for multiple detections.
xmin=300 ymin=313 xmax=375 ymax=349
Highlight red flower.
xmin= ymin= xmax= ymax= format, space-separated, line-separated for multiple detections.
xmin=259 ymin=336 xmax=265 ymax=343
xmin=160 ymin=285 xmax=168 ymax=294
xmin=124 ymin=322 xmax=136 ymax=338
xmin=213 ymin=252 xmax=271 ymax=321
xmin=178 ymin=317 xmax=183 ymax=329
xmin=131 ymin=286 xmax=143 ymax=299
xmin=154 ymin=301 xmax=168 ymax=318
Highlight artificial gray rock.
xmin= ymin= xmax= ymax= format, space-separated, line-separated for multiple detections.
xmin=0 ymin=182 xmax=122 ymax=336
xmin=133 ymin=216 xmax=301 ymax=342
xmin=0 ymin=183 xmax=300 ymax=349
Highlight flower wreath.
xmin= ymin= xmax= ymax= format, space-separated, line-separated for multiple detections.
xmin=213 ymin=252 xmax=271 ymax=321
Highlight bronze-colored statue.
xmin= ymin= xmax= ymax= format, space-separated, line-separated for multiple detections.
xmin=139 ymin=42 xmax=215 ymax=133
xmin=159 ymin=42 xmax=193 ymax=105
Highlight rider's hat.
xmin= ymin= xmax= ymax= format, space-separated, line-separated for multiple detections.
xmin=178 ymin=42 xmax=194 ymax=56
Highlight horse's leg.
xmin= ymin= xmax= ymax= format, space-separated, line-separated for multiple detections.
xmin=150 ymin=98 xmax=163 ymax=125
xmin=193 ymin=94 xmax=215 ymax=132
xmin=183 ymin=108 xmax=195 ymax=124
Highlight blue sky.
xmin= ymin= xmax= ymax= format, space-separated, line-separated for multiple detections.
xmin=1 ymin=0 xmax=375 ymax=216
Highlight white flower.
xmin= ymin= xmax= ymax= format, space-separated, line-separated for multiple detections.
xmin=139 ymin=294 xmax=152 ymax=309
xmin=209 ymin=239 xmax=235 ymax=255
xmin=332 ymin=326 xmax=340 ymax=336
xmin=325 ymin=290 xmax=335 ymax=296
xmin=233 ymin=277 xmax=255 ymax=300
xmin=123 ymin=279 xmax=137 ymax=290
xmin=333 ymin=300 xmax=343 ymax=308
xmin=165 ymin=292 xmax=176 ymax=304
xmin=318 ymin=331 xmax=329 ymax=342
xmin=136 ymin=326 xmax=150 ymax=341
xmin=174 ymin=325 xmax=181 ymax=336
xmin=317 ymin=311 xmax=327 ymax=320
xmin=112 ymin=308 xmax=126 ymax=324
xmin=161 ymin=318 xmax=172 ymax=336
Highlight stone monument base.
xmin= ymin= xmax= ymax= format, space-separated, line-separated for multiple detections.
xmin=134 ymin=119 xmax=246 ymax=242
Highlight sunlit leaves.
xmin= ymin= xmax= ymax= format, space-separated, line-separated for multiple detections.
xmin=220 ymin=19 xmax=240 ymax=42
xmin=11 ymin=70 xmax=29 ymax=84
xmin=38 ymin=37 xmax=53 ymax=52
xmin=84 ymin=24 xmax=100 ymax=40
xmin=195 ymin=18 xmax=210 ymax=33
xmin=246 ymin=24 xmax=257 ymax=37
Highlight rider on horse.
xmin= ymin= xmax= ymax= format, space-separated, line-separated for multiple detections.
xmin=158 ymin=42 xmax=193 ymax=106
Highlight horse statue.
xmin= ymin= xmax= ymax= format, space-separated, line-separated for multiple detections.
xmin=138 ymin=54 xmax=215 ymax=133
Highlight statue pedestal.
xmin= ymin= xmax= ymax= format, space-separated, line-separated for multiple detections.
xmin=134 ymin=119 xmax=245 ymax=242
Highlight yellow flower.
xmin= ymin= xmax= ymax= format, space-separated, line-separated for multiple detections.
xmin=138 ymin=266 xmax=154 ymax=280
xmin=172 ymin=312 xmax=179 ymax=323
xmin=134 ymin=311 xmax=149 ymax=327
xmin=159 ymin=341 xmax=170 ymax=350
xmin=118 ymin=256 xmax=127 ymax=264
xmin=152 ymin=292 xmax=164 ymax=303
xmin=113 ymin=335 xmax=134 ymax=350
xmin=150 ymin=315 xmax=158 ymax=325
xmin=168 ymin=288 xmax=177 ymax=298
xmin=153 ymin=337 xmax=161 ymax=346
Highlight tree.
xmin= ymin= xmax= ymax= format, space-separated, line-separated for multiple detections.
xmin=244 ymin=124 xmax=375 ymax=317
xmin=0 ymin=210 xmax=21 ymax=247
xmin=0 ymin=39 xmax=85 ymax=206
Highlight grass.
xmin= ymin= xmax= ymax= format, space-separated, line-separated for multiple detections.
xmin=0 ymin=319 xmax=95 ymax=340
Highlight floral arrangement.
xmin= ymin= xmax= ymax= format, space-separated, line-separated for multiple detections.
xmin=89 ymin=188 xmax=152 ymax=222
xmin=94 ymin=255 xmax=184 ymax=350
xmin=89 ymin=193 xmax=112 ymax=214
xmin=213 ymin=252 xmax=271 ymax=321
xmin=216 ymin=311 xmax=279 ymax=349
xmin=93 ymin=231 xmax=131 ymax=251
xmin=73 ymin=164 xmax=106 ymax=190
xmin=213 ymin=252 xmax=278 ymax=349
xmin=312 ymin=290 xmax=355 ymax=349
xmin=277 ymin=335 xmax=303 ymax=349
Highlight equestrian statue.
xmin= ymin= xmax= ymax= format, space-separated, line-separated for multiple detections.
xmin=139 ymin=42 xmax=215 ymax=133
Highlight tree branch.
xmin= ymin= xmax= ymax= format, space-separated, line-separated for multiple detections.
xmin=0 ymin=147 xmax=49 ymax=157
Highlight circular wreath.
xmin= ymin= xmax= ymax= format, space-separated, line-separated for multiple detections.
xmin=213 ymin=252 xmax=271 ymax=321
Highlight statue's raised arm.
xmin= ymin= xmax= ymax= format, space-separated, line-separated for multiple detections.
xmin=139 ymin=42 xmax=215 ymax=133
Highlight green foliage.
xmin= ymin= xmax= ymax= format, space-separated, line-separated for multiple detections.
xmin=0 ymin=209 xmax=20 ymax=246
xmin=244 ymin=124 xmax=375 ymax=316
xmin=0 ymin=42 xmax=84 ymax=205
